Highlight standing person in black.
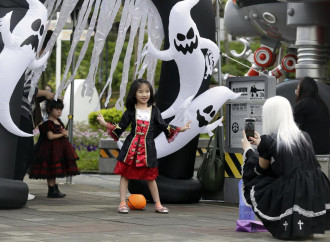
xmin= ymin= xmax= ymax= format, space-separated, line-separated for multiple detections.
xmin=294 ymin=76 xmax=330 ymax=154
xmin=13 ymin=30 xmax=54 ymax=200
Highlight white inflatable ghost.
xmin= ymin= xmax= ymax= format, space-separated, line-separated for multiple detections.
xmin=117 ymin=86 xmax=241 ymax=158
xmin=0 ymin=0 xmax=48 ymax=137
xmin=147 ymin=0 xmax=219 ymax=119
xmin=155 ymin=86 xmax=240 ymax=158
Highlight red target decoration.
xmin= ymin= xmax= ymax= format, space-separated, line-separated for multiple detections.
xmin=281 ymin=54 xmax=297 ymax=73
xmin=253 ymin=47 xmax=275 ymax=67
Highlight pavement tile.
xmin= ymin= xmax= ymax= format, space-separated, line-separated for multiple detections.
xmin=0 ymin=174 xmax=329 ymax=241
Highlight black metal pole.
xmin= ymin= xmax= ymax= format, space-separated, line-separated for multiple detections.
xmin=66 ymin=9 xmax=76 ymax=184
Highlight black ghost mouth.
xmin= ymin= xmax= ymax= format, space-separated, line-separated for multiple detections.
xmin=174 ymin=35 xmax=198 ymax=55
xmin=197 ymin=105 xmax=216 ymax=127
xmin=20 ymin=35 xmax=39 ymax=53
xmin=196 ymin=109 xmax=208 ymax=127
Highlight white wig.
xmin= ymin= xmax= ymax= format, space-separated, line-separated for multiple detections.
xmin=262 ymin=96 xmax=306 ymax=151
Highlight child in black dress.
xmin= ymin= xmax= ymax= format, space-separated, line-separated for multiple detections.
xmin=241 ymin=96 xmax=330 ymax=239
xmin=29 ymin=99 xmax=80 ymax=198
xmin=97 ymin=79 xmax=191 ymax=214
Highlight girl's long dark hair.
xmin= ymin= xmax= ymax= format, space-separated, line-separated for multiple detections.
xmin=296 ymin=76 xmax=329 ymax=114
xmin=125 ymin=79 xmax=154 ymax=111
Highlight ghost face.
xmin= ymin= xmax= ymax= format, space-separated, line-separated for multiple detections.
xmin=20 ymin=19 xmax=45 ymax=53
xmin=174 ymin=27 xmax=198 ymax=55
xmin=196 ymin=105 xmax=216 ymax=127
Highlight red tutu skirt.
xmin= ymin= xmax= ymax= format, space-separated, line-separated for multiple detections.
xmin=113 ymin=159 xmax=158 ymax=180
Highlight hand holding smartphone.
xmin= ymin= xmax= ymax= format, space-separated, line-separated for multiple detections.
xmin=245 ymin=118 xmax=255 ymax=141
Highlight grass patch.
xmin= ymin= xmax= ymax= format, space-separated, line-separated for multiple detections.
xmin=76 ymin=149 xmax=99 ymax=172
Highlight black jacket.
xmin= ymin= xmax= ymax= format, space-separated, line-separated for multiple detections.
xmin=110 ymin=106 xmax=178 ymax=168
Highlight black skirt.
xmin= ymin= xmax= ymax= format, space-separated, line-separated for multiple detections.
xmin=242 ymin=149 xmax=330 ymax=239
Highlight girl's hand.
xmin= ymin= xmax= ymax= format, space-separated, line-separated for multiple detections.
xmin=180 ymin=120 xmax=191 ymax=132
xmin=96 ymin=113 xmax=107 ymax=127
xmin=250 ymin=131 xmax=261 ymax=146
xmin=241 ymin=130 xmax=252 ymax=151
xmin=62 ymin=129 xmax=68 ymax=138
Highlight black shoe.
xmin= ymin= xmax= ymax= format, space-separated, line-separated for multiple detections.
xmin=47 ymin=185 xmax=66 ymax=198
xmin=54 ymin=184 xmax=66 ymax=197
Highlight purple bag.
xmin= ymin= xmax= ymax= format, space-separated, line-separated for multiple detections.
xmin=238 ymin=180 xmax=255 ymax=220
xmin=235 ymin=219 xmax=268 ymax=232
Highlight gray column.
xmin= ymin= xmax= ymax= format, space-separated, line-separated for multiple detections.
xmin=287 ymin=2 xmax=330 ymax=82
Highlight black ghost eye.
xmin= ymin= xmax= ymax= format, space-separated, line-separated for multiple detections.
xmin=203 ymin=105 xmax=213 ymax=114
xmin=186 ymin=27 xmax=194 ymax=39
xmin=39 ymin=25 xmax=44 ymax=35
xmin=31 ymin=19 xmax=41 ymax=31
xmin=210 ymin=111 xmax=216 ymax=117
xmin=177 ymin=33 xmax=185 ymax=41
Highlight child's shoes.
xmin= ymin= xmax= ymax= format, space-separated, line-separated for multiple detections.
xmin=117 ymin=203 xmax=129 ymax=214
xmin=155 ymin=204 xmax=169 ymax=214
xmin=47 ymin=184 xmax=66 ymax=198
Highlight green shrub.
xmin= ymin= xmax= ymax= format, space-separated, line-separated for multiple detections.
xmin=88 ymin=107 xmax=123 ymax=129
xmin=76 ymin=149 xmax=99 ymax=171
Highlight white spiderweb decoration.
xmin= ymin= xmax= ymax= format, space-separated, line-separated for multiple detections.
xmin=29 ymin=0 xmax=164 ymax=111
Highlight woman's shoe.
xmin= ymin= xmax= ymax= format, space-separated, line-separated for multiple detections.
xmin=155 ymin=206 xmax=169 ymax=214
xmin=117 ymin=204 xmax=129 ymax=214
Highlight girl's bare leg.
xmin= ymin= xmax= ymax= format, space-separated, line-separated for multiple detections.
xmin=117 ymin=176 xmax=129 ymax=213
xmin=147 ymin=180 xmax=160 ymax=203
xmin=147 ymin=180 xmax=169 ymax=213
xmin=119 ymin=176 xmax=129 ymax=203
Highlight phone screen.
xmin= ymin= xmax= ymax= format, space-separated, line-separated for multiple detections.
xmin=245 ymin=118 xmax=255 ymax=141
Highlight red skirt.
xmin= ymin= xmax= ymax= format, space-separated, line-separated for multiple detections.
xmin=29 ymin=137 xmax=80 ymax=179
xmin=113 ymin=159 xmax=158 ymax=180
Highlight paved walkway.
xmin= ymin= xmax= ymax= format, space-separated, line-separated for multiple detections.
xmin=0 ymin=174 xmax=329 ymax=242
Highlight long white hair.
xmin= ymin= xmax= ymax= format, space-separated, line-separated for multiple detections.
xmin=262 ymin=96 xmax=306 ymax=151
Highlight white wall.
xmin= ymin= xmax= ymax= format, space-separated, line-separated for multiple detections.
xmin=61 ymin=79 xmax=100 ymax=125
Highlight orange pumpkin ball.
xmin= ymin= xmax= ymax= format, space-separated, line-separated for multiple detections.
xmin=127 ymin=194 xmax=147 ymax=210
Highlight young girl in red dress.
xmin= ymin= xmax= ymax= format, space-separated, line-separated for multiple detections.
xmin=29 ymin=99 xmax=80 ymax=198
xmin=97 ymin=79 xmax=191 ymax=214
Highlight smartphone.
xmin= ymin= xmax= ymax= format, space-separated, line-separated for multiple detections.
xmin=245 ymin=118 xmax=255 ymax=141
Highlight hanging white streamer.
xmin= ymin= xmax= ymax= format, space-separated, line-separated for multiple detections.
xmin=83 ymin=0 xmax=121 ymax=98
xmin=38 ymin=0 xmax=63 ymax=51
xmin=136 ymin=1 xmax=163 ymax=87
xmin=115 ymin=0 xmax=144 ymax=110
xmin=56 ymin=0 xmax=94 ymax=97
xmin=134 ymin=3 xmax=148 ymax=79
xmin=67 ymin=0 xmax=101 ymax=87
xmin=45 ymin=0 xmax=62 ymax=18
xmin=101 ymin=0 xmax=134 ymax=108
xmin=147 ymin=1 xmax=164 ymax=86
xmin=25 ymin=0 xmax=164 ymax=113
